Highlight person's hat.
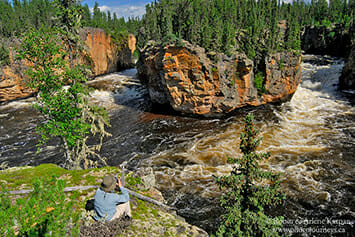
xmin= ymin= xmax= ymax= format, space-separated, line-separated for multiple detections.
xmin=101 ymin=175 xmax=116 ymax=192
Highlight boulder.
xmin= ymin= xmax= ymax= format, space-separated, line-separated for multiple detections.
xmin=137 ymin=40 xmax=301 ymax=117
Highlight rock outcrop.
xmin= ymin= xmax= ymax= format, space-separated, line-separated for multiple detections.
xmin=137 ymin=40 xmax=301 ymax=117
xmin=0 ymin=28 xmax=136 ymax=103
xmin=301 ymin=24 xmax=351 ymax=57
xmin=80 ymin=27 xmax=136 ymax=76
xmin=339 ymin=32 xmax=355 ymax=90
xmin=0 ymin=50 xmax=34 ymax=102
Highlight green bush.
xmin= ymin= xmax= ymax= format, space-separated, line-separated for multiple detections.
xmin=162 ymin=33 xmax=185 ymax=47
xmin=0 ymin=43 xmax=10 ymax=65
xmin=254 ymin=72 xmax=267 ymax=95
xmin=0 ymin=176 xmax=79 ymax=236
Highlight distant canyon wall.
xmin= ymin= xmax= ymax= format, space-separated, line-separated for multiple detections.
xmin=301 ymin=24 xmax=354 ymax=90
xmin=301 ymin=24 xmax=351 ymax=57
xmin=0 ymin=27 xmax=136 ymax=103
xmin=339 ymin=35 xmax=355 ymax=90
xmin=137 ymin=40 xmax=301 ymax=117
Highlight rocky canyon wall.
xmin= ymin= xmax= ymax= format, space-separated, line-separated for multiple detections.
xmin=301 ymin=24 xmax=351 ymax=57
xmin=339 ymin=38 xmax=355 ymax=90
xmin=0 ymin=28 xmax=136 ymax=103
xmin=137 ymin=40 xmax=301 ymax=117
xmin=301 ymin=24 xmax=354 ymax=91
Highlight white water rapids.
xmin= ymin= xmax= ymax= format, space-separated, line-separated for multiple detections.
xmin=0 ymin=55 xmax=354 ymax=235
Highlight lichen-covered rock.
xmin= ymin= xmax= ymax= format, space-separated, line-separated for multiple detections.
xmin=137 ymin=40 xmax=301 ymax=117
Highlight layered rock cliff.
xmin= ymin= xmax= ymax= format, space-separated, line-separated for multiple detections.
xmin=0 ymin=49 xmax=34 ymax=102
xmin=137 ymin=40 xmax=301 ymax=117
xmin=339 ymin=29 xmax=355 ymax=90
xmin=301 ymin=24 xmax=351 ymax=57
xmin=301 ymin=24 xmax=354 ymax=91
xmin=80 ymin=27 xmax=136 ymax=75
xmin=0 ymin=28 xmax=136 ymax=103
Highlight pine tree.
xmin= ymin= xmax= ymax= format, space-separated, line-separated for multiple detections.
xmin=214 ymin=114 xmax=285 ymax=236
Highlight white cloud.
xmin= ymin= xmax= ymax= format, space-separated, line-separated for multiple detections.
xmin=98 ymin=5 xmax=112 ymax=12
xmin=95 ymin=3 xmax=147 ymax=20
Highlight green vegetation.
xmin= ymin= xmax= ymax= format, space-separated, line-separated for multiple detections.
xmin=1 ymin=0 xmax=353 ymax=74
xmin=0 ymin=42 xmax=10 ymax=65
xmin=214 ymin=114 xmax=285 ymax=236
xmin=0 ymin=0 xmax=140 ymax=39
xmin=140 ymin=0 xmax=291 ymax=71
xmin=139 ymin=0 xmax=354 ymax=72
xmin=17 ymin=0 xmax=111 ymax=170
xmin=254 ymin=72 xmax=267 ymax=95
xmin=0 ymin=164 xmax=120 ymax=188
xmin=1 ymin=176 xmax=79 ymax=236
xmin=0 ymin=164 xmax=199 ymax=236
xmin=0 ymin=164 xmax=118 ymax=236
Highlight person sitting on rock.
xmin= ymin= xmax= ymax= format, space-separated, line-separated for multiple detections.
xmin=93 ymin=175 xmax=132 ymax=221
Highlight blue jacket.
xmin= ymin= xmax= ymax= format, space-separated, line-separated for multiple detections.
xmin=93 ymin=187 xmax=129 ymax=221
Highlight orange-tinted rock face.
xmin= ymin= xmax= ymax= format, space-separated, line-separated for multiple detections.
xmin=264 ymin=52 xmax=302 ymax=103
xmin=83 ymin=28 xmax=118 ymax=76
xmin=0 ymin=28 xmax=136 ymax=103
xmin=81 ymin=28 xmax=136 ymax=76
xmin=0 ymin=51 xmax=34 ymax=102
xmin=137 ymin=40 xmax=302 ymax=117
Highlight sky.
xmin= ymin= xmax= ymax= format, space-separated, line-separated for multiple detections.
xmin=80 ymin=0 xmax=301 ymax=20
xmin=81 ymin=0 xmax=154 ymax=20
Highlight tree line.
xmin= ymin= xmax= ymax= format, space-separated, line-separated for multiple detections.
xmin=138 ymin=0 xmax=353 ymax=71
xmin=0 ymin=0 xmax=139 ymax=38
xmin=1 ymin=0 xmax=353 ymax=57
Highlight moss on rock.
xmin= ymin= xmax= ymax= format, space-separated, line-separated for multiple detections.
xmin=0 ymin=164 xmax=208 ymax=236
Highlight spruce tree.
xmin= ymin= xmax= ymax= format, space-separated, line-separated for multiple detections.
xmin=214 ymin=114 xmax=285 ymax=236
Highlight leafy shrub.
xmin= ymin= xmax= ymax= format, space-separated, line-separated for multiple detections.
xmin=0 ymin=176 xmax=79 ymax=236
xmin=328 ymin=31 xmax=336 ymax=38
xmin=0 ymin=43 xmax=10 ymax=65
xmin=254 ymin=72 xmax=267 ymax=95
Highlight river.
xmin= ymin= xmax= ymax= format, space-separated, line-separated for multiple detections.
xmin=0 ymin=55 xmax=354 ymax=235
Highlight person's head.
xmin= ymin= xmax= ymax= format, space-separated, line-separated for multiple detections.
xmin=101 ymin=175 xmax=117 ymax=192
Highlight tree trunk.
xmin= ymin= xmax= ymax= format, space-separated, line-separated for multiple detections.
xmin=7 ymin=185 xmax=177 ymax=211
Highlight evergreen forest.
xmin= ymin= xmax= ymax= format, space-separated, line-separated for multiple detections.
xmin=0 ymin=0 xmax=140 ymax=39
xmin=1 ymin=0 xmax=354 ymax=72
xmin=0 ymin=1 xmax=354 ymax=236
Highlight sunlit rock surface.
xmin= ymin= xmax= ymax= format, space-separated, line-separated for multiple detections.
xmin=137 ymin=40 xmax=301 ymax=117
xmin=0 ymin=28 xmax=136 ymax=103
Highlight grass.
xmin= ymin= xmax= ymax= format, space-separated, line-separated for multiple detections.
xmin=0 ymin=164 xmax=121 ymax=190
xmin=0 ymin=164 xmax=207 ymax=236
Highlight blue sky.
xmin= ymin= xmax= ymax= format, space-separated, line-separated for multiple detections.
xmin=81 ymin=0 xmax=154 ymax=19
xmin=80 ymin=0 xmax=299 ymax=20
